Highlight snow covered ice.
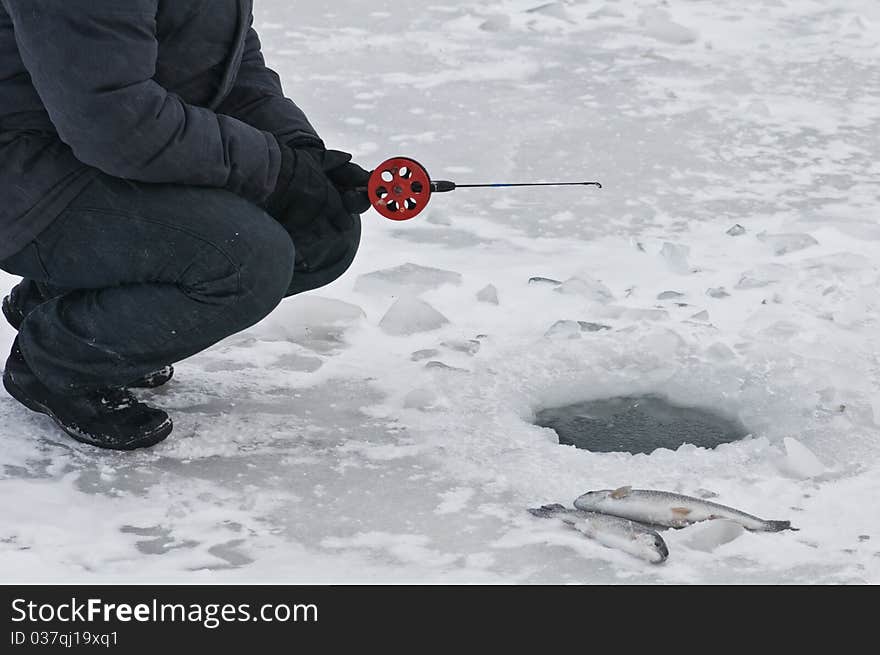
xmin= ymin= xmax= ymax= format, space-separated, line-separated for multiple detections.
xmin=2 ymin=0 xmax=880 ymax=583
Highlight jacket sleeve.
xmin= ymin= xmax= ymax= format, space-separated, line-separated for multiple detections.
xmin=216 ymin=21 xmax=324 ymax=150
xmin=4 ymin=0 xmax=282 ymax=204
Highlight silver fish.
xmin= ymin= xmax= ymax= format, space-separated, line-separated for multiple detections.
xmin=529 ymin=503 xmax=669 ymax=564
xmin=573 ymin=486 xmax=796 ymax=532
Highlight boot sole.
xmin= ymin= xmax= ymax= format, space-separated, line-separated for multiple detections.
xmin=3 ymin=370 xmax=172 ymax=451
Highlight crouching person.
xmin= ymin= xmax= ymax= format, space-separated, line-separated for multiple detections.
xmin=0 ymin=0 xmax=371 ymax=449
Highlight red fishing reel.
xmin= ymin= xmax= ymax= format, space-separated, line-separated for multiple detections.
xmin=367 ymin=157 xmax=434 ymax=221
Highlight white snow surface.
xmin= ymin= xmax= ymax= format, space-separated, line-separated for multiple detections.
xmin=1 ymin=0 xmax=879 ymax=583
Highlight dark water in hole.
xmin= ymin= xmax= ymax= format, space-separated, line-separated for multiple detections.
xmin=534 ymin=395 xmax=749 ymax=455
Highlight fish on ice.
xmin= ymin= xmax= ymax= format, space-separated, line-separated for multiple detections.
xmin=573 ymin=486 xmax=796 ymax=532
xmin=528 ymin=503 xmax=669 ymax=564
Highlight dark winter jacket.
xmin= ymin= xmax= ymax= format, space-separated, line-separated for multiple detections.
xmin=0 ymin=0 xmax=323 ymax=260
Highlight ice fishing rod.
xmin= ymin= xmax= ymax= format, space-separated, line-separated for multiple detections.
xmin=362 ymin=157 xmax=602 ymax=221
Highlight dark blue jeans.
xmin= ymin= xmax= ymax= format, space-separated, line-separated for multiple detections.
xmin=0 ymin=174 xmax=360 ymax=394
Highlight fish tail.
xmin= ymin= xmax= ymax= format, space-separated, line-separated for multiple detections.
xmin=764 ymin=520 xmax=796 ymax=532
xmin=528 ymin=504 xmax=567 ymax=518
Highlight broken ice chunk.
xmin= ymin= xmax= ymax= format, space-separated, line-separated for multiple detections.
xmin=705 ymin=342 xmax=736 ymax=361
xmin=684 ymin=520 xmax=745 ymax=553
xmin=555 ymin=276 xmax=615 ymax=303
xmin=251 ymin=295 xmax=365 ymax=348
xmin=355 ymin=263 xmax=462 ymax=296
xmin=526 ymin=2 xmax=571 ymax=21
xmin=706 ymin=287 xmax=730 ymax=299
xmin=777 ymin=437 xmax=826 ymax=479
xmin=579 ymin=321 xmax=611 ymax=332
xmin=479 ymin=15 xmax=512 ymax=32
xmin=690 ymin=310 xmax=710 ymax=321
xmin=425 ymin=361 xmax=467 ymax=372
xmin=529 ymin=276 xmax=562 ymax=286
xmin=660 ymin=242 xmax=692 ymax=274
xmin=639 ymin=327 xmax=686 ymax=355
xmin=736 ymin=276 xmax=770 ymax=290
xmin=657 ymin=290 xmax=685 ymax=301
xmin=380 ymin=297 xmax=449 ymax=336
xmin=757 ymin=232 xmax=819 ymax=256
xmin=441 ymin=340 xmax=481 ymax=355
xmin=545 ymin=320 xmax=583 ymax=339
xmin=735 ymin=263 xmax=788 ymax=289
xmin=476 ymin=284 xmax=499 ymax=305
xmin=727 ymin=224 xmax=746 ymax=237
xmin=545 ymin=320 xmax=611 ymax=338
xmin=411 ymin=349 xmax=440 ymax=362
xmin=638 ymin=8 xmax=699 ymax=44
xmin=589 ymin=5 xmax=625 ymax=19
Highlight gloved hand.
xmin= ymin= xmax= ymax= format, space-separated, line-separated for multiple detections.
xmin=265 ymin=144 xmax=372 ymax=234
xmin=264 ymin=146 xmax=349 ymax=232
xmin=302 ymin=148 xmax=372 ymax=216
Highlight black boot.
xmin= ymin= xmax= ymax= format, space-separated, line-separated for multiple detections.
xmin=3 ymin=340 xmax=173 ymax=450
xmin=3 ymin=281 xmax=174 ymax=389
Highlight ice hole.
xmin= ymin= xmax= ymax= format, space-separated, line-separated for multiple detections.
xmin=533 ymin=395 xmax=749 ymax=455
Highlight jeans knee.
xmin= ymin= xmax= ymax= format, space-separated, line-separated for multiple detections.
xmin=181 ymin=215 xmax=295 ymax=325
xmin=237 ymin=221 xmax=296 ymax=320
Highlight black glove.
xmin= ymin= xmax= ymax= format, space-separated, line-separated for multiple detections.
xmin=265 ymin=146 xmax=359 ymax=233
xmin=300 ymin=147 xmax=372 ymax=215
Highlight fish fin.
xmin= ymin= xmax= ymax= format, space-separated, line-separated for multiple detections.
xmin=611 ymin=486 xmax=633 ymax=499
xmin=528 ymin=504 xmax=567 ymax=519
xmin=671 ymin=507 xmax=692 ymax=517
